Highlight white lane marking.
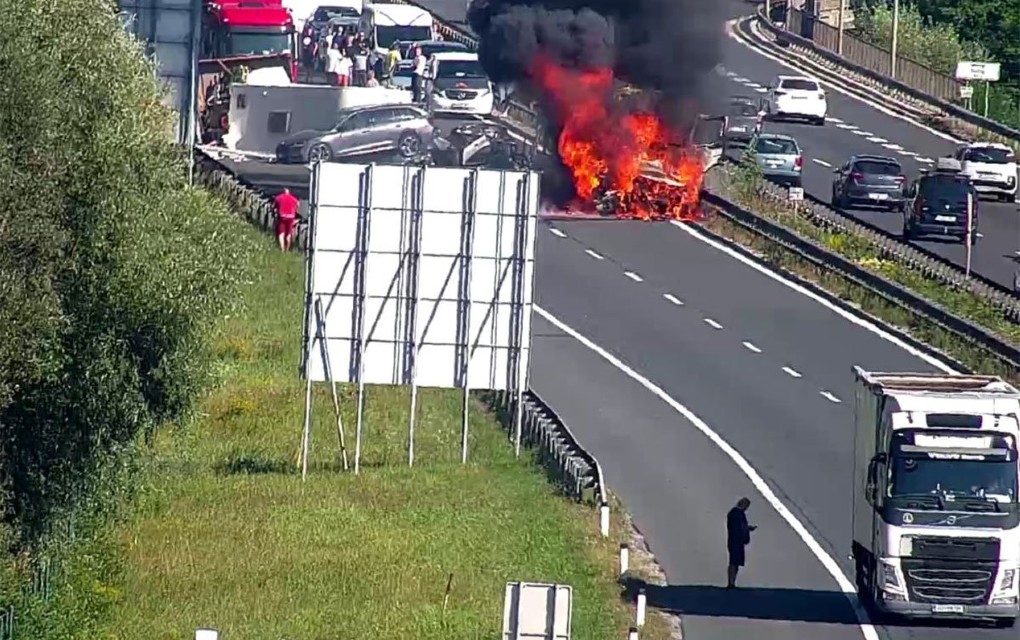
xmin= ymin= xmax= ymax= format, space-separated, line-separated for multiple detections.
xmin=733 ymin=76 xmax=750 ymax=83
xmin=820 ymin=391 xmax=842 ymax=403
xmin=725 ymin=18 xmax=963 ymax=145
xmin=663 ymin=293 xmax=684 ymax=305
xmin=782 ymin=366 xmax=802 ymax=378
xmin=666 ymin=220 xmax=958 ymax=374
xmin=853 ymin=130 xmax=874 ymax=136
xmin=625 ymin=271 xmax=643 ymax=282
xmin=812 ymin=158 xmax=832 ymax=167
xmin=704 ymin=318 xmax=723 ymax=329
xmin=898 ymin=150 xmax=917 ymax=157
xmin=549 ymin=228 xmax=567 ymax=238
xmin=725 ymin=70 xmax=738 ymax=78
xmin=835 ymin=123 xmax=857 ymax=130
xmin=916 ymin=157 xmax=934 ymax=163
xmin=866 ymin=137 xmax=887 ymax=143
xmin=585 ymin=249 xmax=604 ymax=260
xmin=882 ymin=143 xmax=904 ymax=151
xmin=755 ymin=87 xmax=769 ymax=93
xmin=743 ymin=341 xmax=762 ymax=353
xmin=745 ymin=82 xmax=763 ymax=90
xmin=827 ymin=117 xmax=843 ymax=124
xmin=534 ymin=306 xmax=881 ymax=640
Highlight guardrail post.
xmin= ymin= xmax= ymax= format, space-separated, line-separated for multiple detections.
xmin=628 ymin=626 xmax=639 ymax=640
xmin=636 ymin=588 xmax=647 ymax=627
xmin=619 ymin=543 xmax=629 ymax=576
xmin=600 ymin=502 xmax=610 ymax=537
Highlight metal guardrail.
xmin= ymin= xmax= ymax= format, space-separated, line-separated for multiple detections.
xmin=758 ymin=8 xmax=1020 ymax=145
xmin=704 ymin=167 xmax=1020 ymax=374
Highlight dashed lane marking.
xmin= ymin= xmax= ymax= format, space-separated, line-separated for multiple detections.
xmin=812 ymin=158 xmax=832 ymax=167
xmin=782 ymin=366 xmax=802 ymax=378
xmin=585 ymin=249 xmax=604 ymax=260
xmin=742 ymin=341 xmax=762 ymax=353
xmin=624 ymin=271 xmax=643 ymax=282
xmin=549 ymin=228 xmax=566 ymax=238
xmin=820 ymin=391 xmax=842 ymax=403
xmin=663 ymin=293 xmax=684 ymax=305
xmin=704 ymin=318 xmax=723 ymax=329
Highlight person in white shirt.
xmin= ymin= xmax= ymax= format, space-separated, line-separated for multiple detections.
xmin=337 ymin=53 xmax=353 ymax=87
xmin=325 ymin=43 xmax=344 ymax=86
xmin=411 ymin=47 xmax=426 ymax=102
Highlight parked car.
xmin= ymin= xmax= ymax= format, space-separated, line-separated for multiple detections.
xmin=901 ymin=157 xmax=979 ymax=244
xmin=275 ymin=104 xmax=436 ymax=163
xmin=391 ymin=60 xmax=414 ymax=90
xmin=309 ymin=5 xmax=361 ymax=33
xmin=749 ymin=133 xmax=803 ymax=187
xmin=763 ymin=75 xmax=827 ymax=126
xmin=954 ymin=142 xmax=1018 ymax=202
xmin=830 ymin=154 xmax=906 ymax=211
xmin=722 ymin=96 xmax=763 ymax=149
xmin=400 ymin=39 xmax=468 ymax=59
xmin=425 ymin=51 xmax=494 ymax=116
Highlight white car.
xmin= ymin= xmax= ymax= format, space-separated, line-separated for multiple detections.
xmin=764 ymin=75 xmax=827 ymax=126
xmin=955 ymin=142 xmax=1018 ymax=202
xmin=424 ymin=51 xmax=494 ymax=116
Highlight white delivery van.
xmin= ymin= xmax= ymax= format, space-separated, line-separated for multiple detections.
xmin=360 ymin=3 xmax=435 ymax=56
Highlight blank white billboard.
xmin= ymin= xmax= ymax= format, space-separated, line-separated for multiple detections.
xmin=302 ymin=162 xmax=539 ymax=391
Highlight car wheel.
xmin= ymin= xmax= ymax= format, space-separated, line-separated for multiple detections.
xmin=815 ymin=116 xmax=826 ymax=126
xmin=398 ymin=131 xmax=422 ymax=158
xmin=308 ymin=143 xmax=332 ymax=163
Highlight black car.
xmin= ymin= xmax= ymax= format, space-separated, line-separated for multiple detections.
xmin=902 ymin=158 xmax=979 ymax=244
xmin=830 ymin=154 xmax=906 ymax=211
xmin=309 ymin=5 xmax=360 ymax=33
xmin=722 ymin=97 xmax=762 ymax=149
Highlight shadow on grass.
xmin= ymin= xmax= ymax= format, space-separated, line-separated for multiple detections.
xmin=213 ymin=451 xmax=394 ymax=476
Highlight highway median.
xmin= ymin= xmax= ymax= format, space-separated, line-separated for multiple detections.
xmin=702 ymin=158 xmax=1020 ymax=380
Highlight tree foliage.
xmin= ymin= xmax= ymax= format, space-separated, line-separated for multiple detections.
xmin=0 ymin=0 xmax=257 ymax=551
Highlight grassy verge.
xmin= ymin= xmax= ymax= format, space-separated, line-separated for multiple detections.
xmin=705 ymin=161 xmax=1020 ymax=380
xmin=102 ymin=226 xmax=671 ymax=640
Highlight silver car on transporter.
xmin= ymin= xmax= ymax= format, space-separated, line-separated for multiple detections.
xmin=275 ymin=103 xmax=437 ymax=163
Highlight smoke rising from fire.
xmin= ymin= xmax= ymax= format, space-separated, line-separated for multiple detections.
xmin=467 ymin=0 xmax=725 ymax=215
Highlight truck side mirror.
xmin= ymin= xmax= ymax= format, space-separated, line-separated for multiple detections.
xmin=866 ymin=453 xmax=886 ymax=505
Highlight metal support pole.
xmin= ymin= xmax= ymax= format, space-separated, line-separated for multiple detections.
xmin=836 ymin=0 xmax=845 ymax=56
xmin=890 ymin=0 xmax=899 ymax=79
xmin=316 ymin=297 xmax=349 ymax=471
xmin=512 ymin=174 xmax=532 ymax=458
xmin=407 ymin=168 xmax=425 ymax=466
xmin=984 ymin=80 xmax=991 ymax=117
xmin=353 ymin=166 xmax=374 ymax=475
xmin=460 ymin=170 xmax=479 ymax=464
xmin=301 ymin=365 xmax=314 ymax=480
xmin=966 ymin=191 xmax=974 ymax=277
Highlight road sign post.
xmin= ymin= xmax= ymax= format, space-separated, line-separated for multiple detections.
xmin=966 ymin=191 xmax=974 ymax=277
xmin=955 ymin=62 xmax=1001 ymax=118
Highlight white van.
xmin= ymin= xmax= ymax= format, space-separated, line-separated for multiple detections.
xmin=359 ymin=4 xmax=435 ymax=56
xmin=424 ymin=51 xmax=493 ymax=115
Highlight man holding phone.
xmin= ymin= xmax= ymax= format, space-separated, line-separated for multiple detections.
xmin=726 ymin=497 xmax=757 ymax=588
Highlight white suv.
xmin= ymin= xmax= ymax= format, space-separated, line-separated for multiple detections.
xmin=955 ymin=142 xmax=1018 ymax=202
xmin=424 ymin=52 xmax=495 ymax=116
xmin=764 ymin=75 xmax=827 ymax=126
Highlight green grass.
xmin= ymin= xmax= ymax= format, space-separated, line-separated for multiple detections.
xmin=705 ymin=163 xmax=1020 ymax=380
xmin=102 ymin=228 xmax=670 ymax=640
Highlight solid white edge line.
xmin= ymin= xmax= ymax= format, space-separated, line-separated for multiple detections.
xmin=727 ymin=17 xmax=964 ymax=144
xmin=585 ymin=249 xmax=604 ymax=260
xmin=625 ymin=271 xmax=643 ymax=282
xmin=549 ymin=228 xmax=567 ymax=238
xmin=666 ymin=220 xmax=959 ymax=374
xmin=533 ymin=305 xmax=880 ymax=640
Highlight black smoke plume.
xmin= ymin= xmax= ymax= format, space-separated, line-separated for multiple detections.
xmin=468 ymin=0 xmax=725 ymax=102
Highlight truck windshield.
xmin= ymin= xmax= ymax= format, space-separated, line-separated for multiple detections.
xmin=229 ymin=32 xmax=292 ymax=56
xmin=890 ymin=456 xmax=1018 ymax=504
xmin=375 ymin=25 xmax=432 ymax=49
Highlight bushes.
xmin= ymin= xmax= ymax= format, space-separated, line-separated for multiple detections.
xmin=0 ymin=0 xmax=256 ymax=634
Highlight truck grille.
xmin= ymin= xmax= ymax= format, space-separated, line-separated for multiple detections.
xmin=910 ymin=535 xmax=1000 ymax=561
xmin=902 ymin=559 xmax=996 ymax=604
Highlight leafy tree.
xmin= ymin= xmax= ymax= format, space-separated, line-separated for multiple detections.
xmin=913 ymin=0 xmax=1020 ymax=85
xmin=0 ymin=0 xmax=256 ymax=556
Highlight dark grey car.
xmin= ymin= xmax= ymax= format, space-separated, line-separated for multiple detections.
xmin=723 ymin=97 xmax=762 ymax=148
xmin=275 ymin=104 xmax=437 ymax=164
xmin=831 ymin=154 xmax=906 ymax=211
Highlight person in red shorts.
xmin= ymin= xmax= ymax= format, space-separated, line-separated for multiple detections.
xmin=274 ymin=188 xmax=300 ymax=251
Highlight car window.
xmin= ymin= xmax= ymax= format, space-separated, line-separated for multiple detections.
xmin=964 ymin=147 xmax=1014 ymax=164
xmin=854 ymin=160 xmax=901 ymax=175
xmin=342 ymin=111 xmax=374 ymax=130
xmin=778 ymin=78 xmax=819 ymax=92
xmin=919 ymin=175 xmax=971 ymax=202
xmin=436 ymin=59 xmax=486 ymax=78
xmin=755 ymin=137 xmax=798 ymax=154
xmin=384 ymin=108 xmax=419 ymax=123
xmin=728 ymin=103 xmax=758 ymax=117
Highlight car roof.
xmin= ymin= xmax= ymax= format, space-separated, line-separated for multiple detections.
xmin=343 ymin=103 xmax=425 ymax=115
xmin=963 ymin=141 xmax=1012 ymax=150
xmin=776 ymin=75 xmax=817 ymax=82
xmin=412 ymin=39 xmax=467 ymax=47
xmin=851 ymin=154 xmax=900 ymax=164
xmin=757 ymin=132 xmax=796 ymax=141
xmin=431 ymin=51 xmax=479 ymax=61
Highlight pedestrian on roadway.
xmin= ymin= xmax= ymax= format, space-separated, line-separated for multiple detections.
xmin=411 ymin=46 xmax=426 ymax=103
xmin=726 ymin=497 xmax=756 ymax=588
xmin=274 ymin=188 xmax=300 ymax=252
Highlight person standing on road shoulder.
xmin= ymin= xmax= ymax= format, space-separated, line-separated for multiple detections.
xmin=411 ymin=46 xmax=426 ymax=102
xmin=274 ymin=188 xmax=300 ymax=252
xmin=325 ymin=41 xmax=343 ymax=86
xmin=726 ymin=497 xmax=756 ymax=588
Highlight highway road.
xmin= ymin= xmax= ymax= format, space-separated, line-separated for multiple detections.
xmin=530 ymin=218 xmax=1014 ymax=640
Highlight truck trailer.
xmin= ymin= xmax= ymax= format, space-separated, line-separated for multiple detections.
xmin=851 ymin=368 xmax=1020 ymax=626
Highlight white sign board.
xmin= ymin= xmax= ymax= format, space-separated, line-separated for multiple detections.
xmin=195 ymin=630 xmax=219 ymax=640
xmin=503 ymin=582 xmax=572 ymax=640
xmin=788 ymin=186 xmax=805 ymax=202
xmin=303 ymin=162 xmax=539 ymax=391
xmin=955 ymin=61 xmax=1001 ymax=82
xmin=959 ymin=85 xmax=974 ymax=99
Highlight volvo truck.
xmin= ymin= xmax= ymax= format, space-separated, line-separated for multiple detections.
xmin=852 ymin=368 xmax=1020 ymax=627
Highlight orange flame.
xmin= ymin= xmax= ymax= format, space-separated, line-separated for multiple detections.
xmin=530 ymin=58 xmax=705 ymax=220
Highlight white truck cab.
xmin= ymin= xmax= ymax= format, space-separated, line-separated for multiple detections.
xmin=852 ymin=368 xmax=1020 ymax=627
xmin=359 ymin=4 xmax=434 ymax=57
xmin=954 ymin=142 xmax=1018 ymax=203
